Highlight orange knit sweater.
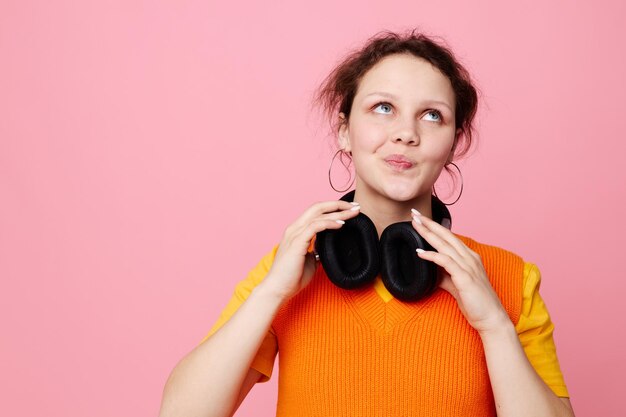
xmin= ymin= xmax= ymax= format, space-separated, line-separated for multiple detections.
xmin=270 ymin=234 xmax=525 ymax=416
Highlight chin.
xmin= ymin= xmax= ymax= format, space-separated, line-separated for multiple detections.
xmin=382 ymin=186 xmax=419 ymax=202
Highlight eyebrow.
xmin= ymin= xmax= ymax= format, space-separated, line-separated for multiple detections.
xmin=363 ymin=91 xmax=453 ymax=112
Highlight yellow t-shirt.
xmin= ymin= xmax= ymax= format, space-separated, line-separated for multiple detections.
xmin=200 ymin=243 xmax=570 ymax=398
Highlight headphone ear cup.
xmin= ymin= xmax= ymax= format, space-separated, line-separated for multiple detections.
xmin=315 ymin=212 xmax=380 ymax=289
xmin=379 ymin=222 xmax=439 ymax=301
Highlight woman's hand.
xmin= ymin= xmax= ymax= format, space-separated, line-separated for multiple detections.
xmin=259 ymin=200 xmax=361 ymax=303
xmin=410 ymin=209 xmax=511 ymax=335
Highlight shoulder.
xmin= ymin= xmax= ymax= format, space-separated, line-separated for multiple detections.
xmin=199 ymin=243 xmax=281 ymax=344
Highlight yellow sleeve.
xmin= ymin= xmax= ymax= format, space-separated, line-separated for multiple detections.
xmin=515 ymin=262 xmax=570 ymax=398
xmin=198 ymin=243 xmax=281 ymax=383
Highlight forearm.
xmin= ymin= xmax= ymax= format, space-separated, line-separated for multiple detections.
xmin=159 ymin=280 xmax=285 ymax=417
xmin=480 ymin=322 xmax=573 ymax=417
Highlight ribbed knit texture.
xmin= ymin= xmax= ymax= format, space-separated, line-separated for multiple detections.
xmin=271 ymin=234 xmax=525 ymax=416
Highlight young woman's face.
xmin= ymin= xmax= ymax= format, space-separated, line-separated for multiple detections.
xmin=338 ymin=53 xmax=461 ymax=202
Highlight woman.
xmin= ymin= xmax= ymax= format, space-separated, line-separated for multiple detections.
xmin=159 ymin=30 xmax=575 ymax=417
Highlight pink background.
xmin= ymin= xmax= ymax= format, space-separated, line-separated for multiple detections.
xmin=1 ymin=1 xmax=624 ymax=416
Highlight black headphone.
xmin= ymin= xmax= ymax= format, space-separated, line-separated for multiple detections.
xmin=314 ymin=190 xmax=452 ymax=301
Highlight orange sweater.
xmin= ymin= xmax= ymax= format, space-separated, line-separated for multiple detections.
xmin=269 ymin=234 xmax=524 ymax=416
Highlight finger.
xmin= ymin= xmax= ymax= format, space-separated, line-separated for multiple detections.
xmin=297 ymin=215 xmax=351 ymax=256
xmin=305 ymin=204 xmax=362 ymax=262
xmin=315 ymin=204 xmax=361 ymax=223
xmin=411 ymin=216 xmax=471 ymax=272
xmin=293 ymin=202 xmax=361 ymax=243
xmin=292 ymin=200 xmax=360 ymax=231
xmin=416 ymin=249 xmax=474 ymax=289
xmin=312 ymin=200 xmax=361 ymax=215
xmin=411 ymin=211 xmax=478 ymax=266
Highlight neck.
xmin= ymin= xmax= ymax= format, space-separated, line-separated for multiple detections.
xmin=352 ymin=181 xmax=433 ymax=239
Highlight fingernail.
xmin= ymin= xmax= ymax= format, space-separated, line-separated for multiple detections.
xmin=350 ymin=205 xmax=360 ymax=211
xmin=412 ymin=215 xmax=422 ymax=224
xmin=335 ymin=220 xmax=345 ymax=224
xmin=416 ymin=248 xmax=425 ymax=254
xmin=411 ymin=208 xmax=421 ymax=216
xmin=351 ymin=202 xmax=360 ymax=205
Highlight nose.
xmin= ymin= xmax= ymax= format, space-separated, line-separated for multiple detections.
xmin=393 ymin=117 xmax=419 ymax=145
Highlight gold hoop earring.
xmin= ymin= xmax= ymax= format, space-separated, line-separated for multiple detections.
xmin=328 ymin=149 xmax=355 ymax=193
xmin=433 ymin=162 xmax=463 ymax=206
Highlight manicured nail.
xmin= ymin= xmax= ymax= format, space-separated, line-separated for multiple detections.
xmin=335 ymin=220 xmax=345 ymax=224
xmin=350 ymin=205 xmax=360 ymax=211
xmin=416 ymin=248 xmax=425 ymax=254
xmin=412 ymin=215 xmax=422 ymax=225
xmin=351 ymin=202 xmax=360 ymax=205
xmin=411 ymin=208 xmax=421 ymax=216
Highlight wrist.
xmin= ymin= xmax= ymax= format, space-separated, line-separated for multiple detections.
xmin=255 ymin=279 xmax=291 ymax=305
xmin=478 ymin=315 xmax=516 ymax=341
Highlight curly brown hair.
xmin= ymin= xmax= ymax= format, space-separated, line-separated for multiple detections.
xmin=311 ymin=28 xmax=480 ymax=167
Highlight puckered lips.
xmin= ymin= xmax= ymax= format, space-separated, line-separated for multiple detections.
xmin=384 ymin=154 xmax=415 ymax=171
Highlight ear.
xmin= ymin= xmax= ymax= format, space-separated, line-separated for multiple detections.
xmin=338 ymin=112 xmax=351 ymax=153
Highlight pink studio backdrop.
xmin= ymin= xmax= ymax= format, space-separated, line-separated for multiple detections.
xmin=1 ymin=1 xmax=624 ymax=416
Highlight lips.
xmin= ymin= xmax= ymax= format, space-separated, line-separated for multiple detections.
xmin=384 ymin=154 xmax=415 ymax=169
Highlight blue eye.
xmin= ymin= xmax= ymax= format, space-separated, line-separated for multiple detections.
xmin=424 ymin=110 xmax=442 ymax=122
xmin=373 ymin=102 xmax=393 ymax=114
